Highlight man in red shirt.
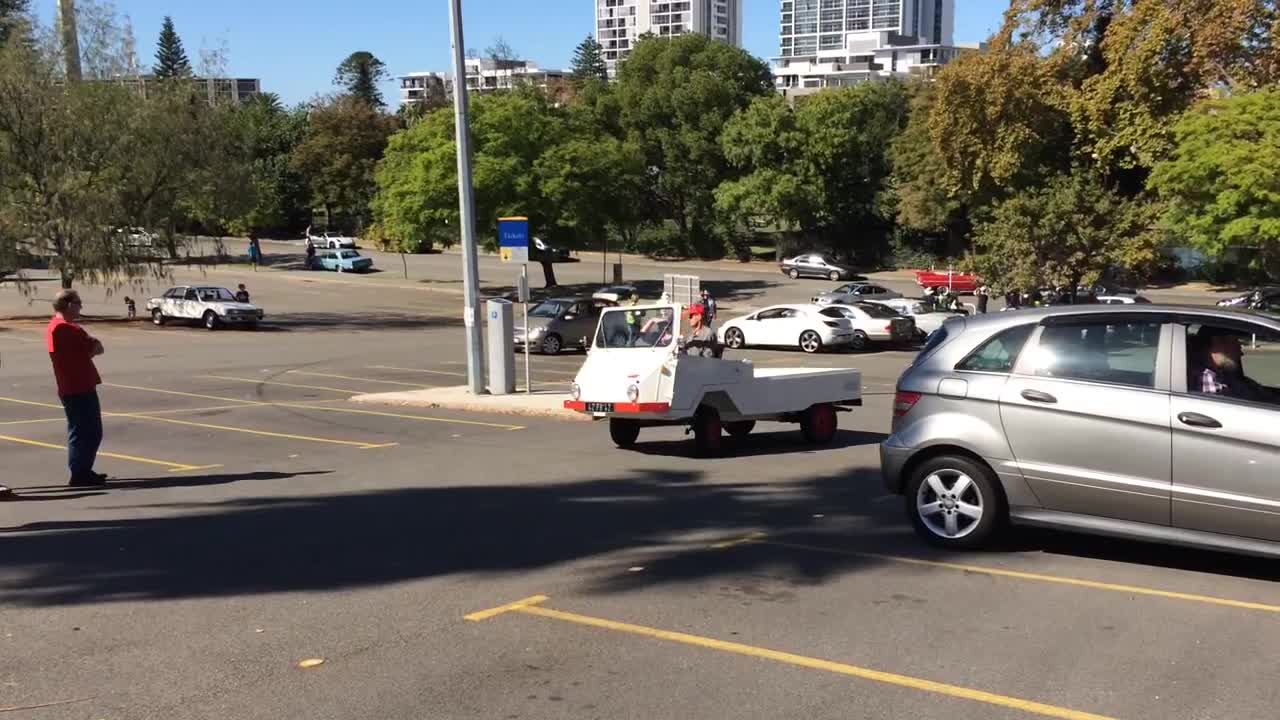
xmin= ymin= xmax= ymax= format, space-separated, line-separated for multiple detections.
xmin=46 ymin=290 xmax=107 ymax=487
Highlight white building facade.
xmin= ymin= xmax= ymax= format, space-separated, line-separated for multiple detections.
xmin=597 ymin=0 xmax=744 ymax=75
xmin=773 ymin=0 xmax=981 ymax=98
xmin=398 ymin=72 xmax=446 ymax=105
xmin=399 ymin=59 xmax=567 ymax=105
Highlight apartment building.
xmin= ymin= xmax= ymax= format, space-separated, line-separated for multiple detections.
xmin=597 ymin=0 xmax=744 ymax=75
xmin=398 ymin=72 xmax=446 ymax=105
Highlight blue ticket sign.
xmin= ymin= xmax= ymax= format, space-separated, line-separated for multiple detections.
xmin=498 ymin=216 xmax=529 ymax=263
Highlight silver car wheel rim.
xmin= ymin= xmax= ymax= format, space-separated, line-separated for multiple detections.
xmin=543 ymin=336 xmax=560 ymax=354
xmin=916 ymin=470 xmax=984 ymax=539
xmin=800 ymin=331 xmax=820 ymax=353
xmin=726 ymin=329 xmax=743 ymax=348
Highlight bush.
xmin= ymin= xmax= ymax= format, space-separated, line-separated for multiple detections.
xmin=363 ymin=222 xmax=432 ymax=253
xmin=629 ymin=224 xmax=693 ymax=259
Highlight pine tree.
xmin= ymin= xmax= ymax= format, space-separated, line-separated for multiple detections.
xmin=153 ymin=15 xmax=190 ymax=78
xmin=570 ymin=35 xmax=608 ymax=84
xmin=334 ymin=51 xmax=388 ymax=109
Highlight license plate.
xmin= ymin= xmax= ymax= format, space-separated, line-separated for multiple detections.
xmin=584 ymin=402 xmax=615 ymax=413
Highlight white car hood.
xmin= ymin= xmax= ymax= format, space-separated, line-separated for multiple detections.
xmin=210 ymin=302 xmax=260 ymax=312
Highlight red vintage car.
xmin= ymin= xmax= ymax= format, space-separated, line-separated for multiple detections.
xmin=914 ymin=269 xmax=980 ymax=294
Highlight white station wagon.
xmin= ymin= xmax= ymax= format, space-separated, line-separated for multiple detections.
xmin=146 ymin=285 xmax=264 ymax=330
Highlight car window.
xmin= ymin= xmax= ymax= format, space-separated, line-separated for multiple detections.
xmin=1026 ymin=321 xmax=1161 ymax=388
xmin=1184 ymin=323 xmax=1280 ymax=406
xmin=184 ymin=289 xmax=198 ymax=301
xmin=164 ymin=288 xmax=182 ymax=299
xmin=862 ymin=286 xmax=884 ymax=295
xmin=779 ymin=308 xmax=802 ymax=319
xmin=756 ymin=308 xmax=787 ymax=320
xmin=957 ymin=324 xmax=1034 ymax=373
xmin=855 ymin=302 xmax=897 ymax=319
xmin=530 ymin=300 xmax=567 ymax=318
xmin=820 ymin=306 xmax=856 ymax=319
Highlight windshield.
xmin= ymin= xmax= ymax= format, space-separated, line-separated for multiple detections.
xmin=594 ymin=307 xmax=676 ymax=349
xmin=530 ymin=300 xmax=569 ymax=318
xmin=197 ymin=288 xmax=235 ymax=302
xmin=855 ymin=302 xmax=898 ymax=319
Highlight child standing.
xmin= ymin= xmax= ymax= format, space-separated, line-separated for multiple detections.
xmin=124 ymin=296 xmax=136 ymax=319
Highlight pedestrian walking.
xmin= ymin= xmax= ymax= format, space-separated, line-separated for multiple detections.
xmin=699 ymin=288 xmax=717 ymax=328
xmin=305 ymin=240 xmax=316 ymax=270
xmin=248 ymin=232 xmax=261 ymax=269
xmin=235 ymin=284 xmax=250 ymax=303
xmin=976 ymin=285 xmax=990 ymax=314
xmin=46 ymin=290 xmax=107 ymax=487
xmin=124 ymin=296 xmax=136 ymax=319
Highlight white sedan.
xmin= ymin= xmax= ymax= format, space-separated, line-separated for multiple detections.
xmin=817 ymin=303 xmax=917 ymax=351
xmin=867 ymin=297 xmax=962 ymax=340
xmin=146 ymin=285 xmax=264 ymax=330
xmin=717 ymin=304 xmax=854 ymax=354
xmin=308 ymin=231 xmax=356 ymax=249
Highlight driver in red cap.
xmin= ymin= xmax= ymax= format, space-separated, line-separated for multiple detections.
xmin=681 ymin=303 xmax=721 ymax=358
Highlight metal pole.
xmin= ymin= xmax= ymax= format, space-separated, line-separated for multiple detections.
xmin=523 ymin=265 xmax=531 ymax=393
xmin=449 ymin=0 xmax=486 ymax=394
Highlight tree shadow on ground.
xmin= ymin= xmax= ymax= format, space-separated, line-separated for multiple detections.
xmin=261 ymin=312 xmax=463 ymax=332
xmin=629 ymin=429 xmax=887 ymax=460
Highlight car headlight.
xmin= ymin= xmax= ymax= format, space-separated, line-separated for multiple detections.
xmin=626 ymin=384 xmax=640 ymax=403
xmin=570 ymin=383 xmax=581 ymax=400
xmin=528 ymin=326 xmax=546 ymax=337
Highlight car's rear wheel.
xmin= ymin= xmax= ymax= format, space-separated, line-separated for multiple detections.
xmin=540 ymin=333 xmax=562 ymax=355
xmin=203 ymin=310 xmax=219 ymax=331
xmin=788 ymin=268 xmax=800 ymax=279
xmin=799 ymin=330 xmax=823 ymax=353
xmin=609 ymin=418 xmax=640 ymax=448
xmin=151 ymin=308 xmax=165 ymax=326
xmin=907 ymin=456 xmax=1002 ymax=549
xmin=799 ymin=403 xmax=837 ymax=444
xmin=725 ymin=420 xmax=755 ymax=438
xmin=724 ymin=327 xmax=745 ymax=349
xmin=828 ymin=270 xmax=840 ymax=282
xmin=849 ymin=330 xmax=869 ymax=352
xmin=692 ymin=406 xmax=722 ymax=456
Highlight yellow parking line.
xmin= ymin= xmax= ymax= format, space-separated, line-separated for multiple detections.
xmin=367 ymin=365 xmax=468 ymax=378
xmin=202 ymin=374 xmax=362 ymax=394
xmin=109 ymin=412 xmax=398 ymax=450
xmin=469 ymin=595 xmax=1115 ymax=720
xmin=287 ymin=370 xmax=434 ymax=388
xmin=104 ymin=383 xmax=265 ymax=406
xmin=716 ymin=534 xmax=1280 ymax=615
xmin=0 ymin=417 xmax=63 ymax=426
xmin=0 ymin=434 xmax=219 ymax=473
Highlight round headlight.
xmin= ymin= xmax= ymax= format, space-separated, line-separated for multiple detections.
xmin=570 ymin=383 xmax=581 ymax=400
xmin=627 ymin=384 xmax=640 ymax=403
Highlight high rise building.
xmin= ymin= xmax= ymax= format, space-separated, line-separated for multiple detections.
xmin=774 ymin=0 xmax=982 ymax=99
xmin=597 ymin=0 xmax=744 ymax=75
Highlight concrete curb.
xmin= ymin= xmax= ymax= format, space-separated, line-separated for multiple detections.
xmin=350 ymin=386 xmax=591 ymax=422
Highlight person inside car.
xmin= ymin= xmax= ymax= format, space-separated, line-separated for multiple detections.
xmin=1193 ymin=329 xmax=1277 ymax=404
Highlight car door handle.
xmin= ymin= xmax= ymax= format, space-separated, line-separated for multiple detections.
xmin=1177 ymin=412 xmax=1222 ymax=429
xmin=1020 ymin=389 xmax=1057 ymax=404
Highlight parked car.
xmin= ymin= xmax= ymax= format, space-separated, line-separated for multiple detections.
xmin=592 ymin=284 xmax=638 ymax=303
xmin=317 ymin=249 xmax=374 ymax=272
xmin=146 ymin=285 xmax=264 ymax=330
xmin=1217 ymin=286 xmax=1280 ymax=308
xmin=811 ymin=282 xmax=902 ymax=305
xmin=915 ymin=269 xmax=980 ymax=294
xmin=1096 ymin=294 xmax=1151 ymax=305
xmin=114 ymin=226 xmax=157 ymax=249
xmin=515 ymin=297 xmax=615 ymax=354
xmin=818 ymin=303 xmax=916 ymax=351
xmin=779 ymin=253 xmax=859 ymax=281
xmin=882 ymin=304 xmax=1280 ymax=558
xmin=866 ymin=297 xmax=962 ymax=340
xmin=718 ymin=304 xmax=854 ymax=354
xmin=531 ymin=237 xmax=570 ymax=262
xmin=308 ymin=230 xmax=356 ymax=249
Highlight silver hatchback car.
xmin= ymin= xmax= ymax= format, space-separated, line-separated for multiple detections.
xmin=881 ymin=305 xmax=1280 ymax=558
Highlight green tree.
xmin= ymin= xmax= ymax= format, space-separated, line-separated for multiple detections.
xmin=228 ymin=97 xmax=309 ymax=236
xmin=334 ymin=50 xmax=388 ymax=108
xmin=616 ymin=33 xmax=773 ymax=257
xmin=889 ymin=82 xmax=967 ymax=250
xmin=0 ymin=0 xmax=29 ymax=47
xmin=152 ymin=15 xmax=190 ymax=78
xmin=1149 ymin=88 xmax=1280 ymax=277
xmin=969 ymin=170 xmax=1161 ymax=294
xmin=570 ymin=34 xmax=607 ymax=85
xmin=291 ymin=94 xmax=395 ymax=231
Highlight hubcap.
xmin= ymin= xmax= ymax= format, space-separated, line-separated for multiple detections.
xmin=916 ymin=470 xmax=984 ymax=539
xmin=801 ymin=332 xmax=819 ymax=352
xmin=728 ymin=329 xmax=743 ymax=347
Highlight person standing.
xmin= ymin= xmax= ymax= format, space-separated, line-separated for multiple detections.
xmin=305 ymin=240 xmax=316 ymax=270
xmin=235 ymin=284 xmax=250 ymax=303
xmin=699 ymin=288 xmax=717 ymax=328
xmin=46 ymin=290 xmax=107 ymax=487
xmin=976 ymin=285 xmax=990 ymax=314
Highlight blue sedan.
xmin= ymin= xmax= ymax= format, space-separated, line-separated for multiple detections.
xmin=317 ymin=249 xmax=374 ymax=273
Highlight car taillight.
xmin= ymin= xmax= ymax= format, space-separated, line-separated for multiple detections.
xmin=893 ymin=390 xmax=922 ymax=418
xmin=884 ymin=324 xmax=894 ymax=332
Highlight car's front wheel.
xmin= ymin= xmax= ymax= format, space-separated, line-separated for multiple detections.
xmin=609 ymin=418 xmax=640 ymax=448
xmin=724 ymin=327 xmax=745 ymax=349
xmin=788 ymin=268 xmax=800 ymax=279
xmin=151 ymin=308 xmax=165 ymax=326
xmin=540 ymin=334 xmax=562 ymax=355
xmin=849 ymin=330 xmax=869 ymax=352
xmin=907 ymin=455 xmax=1003 ymax=549
xmin=203 ymin=310 xmax=219 ymax=331
xmin=828 ymin=270 xmax=840 ymax=282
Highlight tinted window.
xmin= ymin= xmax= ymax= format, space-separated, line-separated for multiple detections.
xmin=1027 ymin=321 xmax=1161 ymax=388
xmin=756 ymin=308 xmax=788 ymax=320
xmin=820 ymin=306 xmax=854 ymax=319
xmin=957 ymin=324 xmax=1034 ymax=373
xmin=912 ymin=325 xmax=950 ymax=367
xmin=184 ymin=289 xmax=198 ymax=301
xmin=530 ymin=300 xmax=568 ymax=318
xmin=855 ymin=302 xmax=897 ymax=319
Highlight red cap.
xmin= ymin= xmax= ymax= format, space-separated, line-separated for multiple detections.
xmin=685 ymin=303 xmax=705 ymax=317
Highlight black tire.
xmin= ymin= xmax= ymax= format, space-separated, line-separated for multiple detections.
xmin=246 ymin=322 xmax=259 ymax=331
xmin=905 ymin=455 xmax=1003 ymax=550
xmin=151 ymin=308 xmax=165 ymax=326
xmin=788 ymin=268 xmax=800 ymax=279
xmin=828 ymin=270 xmax=840 ymax=282
xmin=540 ymin=333 xmax=563 ymax=355
xmin=692 ymin=406 xmax=722 ymax=456
xmin=849 ymin=330 xmax=870 ymax=352
xmin=609 ymin=418 xmax=640 ymax=448
xmin=799 ymin=330 xmax=823 ymax=354
xmin=203 ymin=311 xmax=219 ymax=331
xmin=724 ymin=327 xmax=745 ymax=349
xmin=725 ymin=420 xmax=755 ymax=438
xmin=799 ymin=403 xmax=837 ymax=444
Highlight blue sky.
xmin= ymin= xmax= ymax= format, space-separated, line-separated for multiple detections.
xmin=37 ymin=0 xmax=1010 ymax=106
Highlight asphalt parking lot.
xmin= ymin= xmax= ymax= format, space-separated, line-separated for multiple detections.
xmin=1 ymin=254 xmax=1276 ymax=719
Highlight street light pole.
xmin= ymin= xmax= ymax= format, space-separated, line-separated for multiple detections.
xmin=448 ymin=0 xmax=486 ymax=394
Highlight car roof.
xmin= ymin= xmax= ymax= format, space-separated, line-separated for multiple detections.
xmin=957 ymin=304 xmax=1280 ymax=333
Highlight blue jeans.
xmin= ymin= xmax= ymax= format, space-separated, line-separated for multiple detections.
xmin=61 ymin=391 xmax=103 ymax=477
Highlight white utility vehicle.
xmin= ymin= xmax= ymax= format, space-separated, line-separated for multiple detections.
xmin=565 ymin=304 xmax=863 ymax=453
